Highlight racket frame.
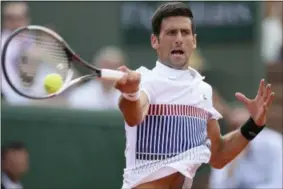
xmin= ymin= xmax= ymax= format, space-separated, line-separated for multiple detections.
xmin=1 ymin=25 xmax=123 ymax=99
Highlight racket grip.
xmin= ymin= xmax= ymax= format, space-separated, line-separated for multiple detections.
xmin=101 ymin=69 xmax=124 ymax=81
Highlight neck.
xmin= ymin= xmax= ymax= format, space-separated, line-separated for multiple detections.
xmin=154 ymin=60 xmax=204 ymax=82
xmin=3 ymin=172 xmax=21 ymax=183
xmin=157 ymin=59 xmax=189 ymax=70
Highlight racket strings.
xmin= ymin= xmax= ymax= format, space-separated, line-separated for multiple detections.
xmin=35 ymin=34 xmax=69 ymax=66
xmin=17 ymin=31 xmax=69 ymax=87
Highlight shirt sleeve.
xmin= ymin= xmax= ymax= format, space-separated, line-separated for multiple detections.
xmin=136 ymin=66 xmax=155 ymax=104
xmin=206 ymin=84 xmax=223 ymax=120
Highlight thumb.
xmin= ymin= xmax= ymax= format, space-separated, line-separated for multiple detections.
xmin=235 ymin=92 xmax=250 ymax=106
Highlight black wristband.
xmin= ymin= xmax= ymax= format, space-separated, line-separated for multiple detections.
xmin=240 ymin=117 xmax=265 ymax=141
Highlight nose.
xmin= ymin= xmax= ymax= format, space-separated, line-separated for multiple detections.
xmin=175 ymin=31 xmax=183 ymax=46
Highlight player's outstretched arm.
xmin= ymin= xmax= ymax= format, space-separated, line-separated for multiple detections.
xmin=115 ymin=66 xmax=149 ymax=127
xmin=208 ymin=79 xmax=275 ymax=169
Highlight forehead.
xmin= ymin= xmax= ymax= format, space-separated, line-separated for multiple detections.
xmin=4 ymin=149 xmax=28 ymax=158
xmin=4 ymin=3 xmax=28 ymax=15
xmin=160 ymin=16 xmax=192 ymax=31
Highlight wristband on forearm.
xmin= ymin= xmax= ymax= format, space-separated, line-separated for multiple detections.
xmin=240 ymin=117 xmax=265 ymax=141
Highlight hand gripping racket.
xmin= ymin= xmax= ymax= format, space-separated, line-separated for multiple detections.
xmin=1 ymin=25 xmax=124 ymax=99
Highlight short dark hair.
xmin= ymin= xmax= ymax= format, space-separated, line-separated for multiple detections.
xmin=1 ymin=141 xmax=27 ymax=161
xmin=151 ymin=2 xmax=195 ymax=36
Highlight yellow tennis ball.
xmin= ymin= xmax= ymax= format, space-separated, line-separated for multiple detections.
xmin=44 ymin=74 xmax=63 ymax=94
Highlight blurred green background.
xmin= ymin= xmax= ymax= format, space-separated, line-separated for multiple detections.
xmin=2 ymin=1 xmax=282 ymax=189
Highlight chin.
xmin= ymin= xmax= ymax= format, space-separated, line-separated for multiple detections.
xmin=169 ymin=60 xmax=188 ymax=69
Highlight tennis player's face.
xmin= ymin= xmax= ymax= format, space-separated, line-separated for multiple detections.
xmin=151 ymin=16 xmax=196 ymax=69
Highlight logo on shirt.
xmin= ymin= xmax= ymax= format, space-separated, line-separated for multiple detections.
xmin=202 ymin=94 xmax=207 ymax=100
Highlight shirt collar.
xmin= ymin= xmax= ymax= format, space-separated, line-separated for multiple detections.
xmin=152 ymin=60 xmax=204 ymax=81
xmin=1 ymin=172 xmax=23 ymax=189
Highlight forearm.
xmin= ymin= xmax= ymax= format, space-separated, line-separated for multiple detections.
xmin=210 ymin=117 xmax=265 ymax=168
xmin=118 ymin=91 xmax=149 ymax=126
xmin=119 ymin=98 xmax=143 ymax=126
xmin=215 ymin=129 xmax=249 ymax=167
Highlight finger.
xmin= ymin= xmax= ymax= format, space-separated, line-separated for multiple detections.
xmin=257 ymin=79 xmax=265 ymax=97
xmin=257 ymin=103 xmax=268 ymax=125
xmin=117 ymin=66 xmax=130 ymax=73
xmin=133 ymin=72 xmax=141 ymax=84
xmin=263 ymin=84 xmax=272 ymax=101
xmin=266 ymin=92 xmax=275 ymax=107
xmin=116 ymin=72 xmax=129 ymax=85
xmin=262 ymin=103 xmax=268 ymax=118
xmin=127 ymin=72 xmax=136 ymax=83
xmin=136 ymin=72 xmax=141 ymax=83
xmin=114 ymin=79 xmax=126 ymax=89
xmin=128 ymin=71 xmax=140 ymax=83
xmin=235 ymin=92 xmax=251 ymax=107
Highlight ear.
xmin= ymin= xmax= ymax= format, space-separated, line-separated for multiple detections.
xmin=193 ymin=34 xmax=197 ymax=49
xmin=151 ymin=34 xmax=159 ymax=50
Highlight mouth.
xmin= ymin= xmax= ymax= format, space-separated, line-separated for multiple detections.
xmin=171 ymin=50 xmax=184 ymax=55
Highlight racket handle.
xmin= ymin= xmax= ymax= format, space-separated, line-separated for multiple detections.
xmin=101 ymin=69 xmax=124 ymax=81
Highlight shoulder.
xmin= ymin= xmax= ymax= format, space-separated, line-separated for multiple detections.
xmin=135 ymin=66 xmax=150 ymax=73
xmin=189 ymin=67 xmax=213 ymax=96
xmin=195 ymin=79 xmax=213 ymax=103
xmin=135 ymin=66 xmax=154 ymax=79
xmin=135 ymin=66 xmax=157 ymax=103
xmin=197 ymin=80 xmax=223 ymax=120
xmin=135 ymin=66 xmax=156 ymax=87
xmin=200 ymin=80 xmax=213 ymax=94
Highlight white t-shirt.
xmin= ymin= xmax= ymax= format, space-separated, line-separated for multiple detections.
xmin=122 ymin=61 xmax=222 ymax=189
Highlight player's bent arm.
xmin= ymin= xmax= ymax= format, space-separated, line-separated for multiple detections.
xmin=118 ymin=91 xmax=150 ymax=127
xmin=207 ymin=119 xmax=249 ymax=169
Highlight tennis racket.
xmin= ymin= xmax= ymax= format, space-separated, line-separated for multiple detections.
xmin=1 ymin=25 xmax=125 ymax=99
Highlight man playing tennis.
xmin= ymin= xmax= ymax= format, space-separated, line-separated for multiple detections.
xmin=115 ymin=2 xmax=275 ymax=189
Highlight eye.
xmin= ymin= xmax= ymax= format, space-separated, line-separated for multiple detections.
xmin=181 ymin=29 xmax=190 ymax=36
xmin=167 ymin=29 xmax=177 ymax=36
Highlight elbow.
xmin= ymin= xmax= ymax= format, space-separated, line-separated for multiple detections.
xmin=210 ymin=157 xmax=227 ymax=169
xmin=126 ymin=120 xmax=138 ymax=127
xmin=210 ymin=162 xmax=226 ymax=169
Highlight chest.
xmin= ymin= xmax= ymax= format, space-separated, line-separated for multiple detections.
xmin=151 ymin=79 xmax=210 ymax=110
